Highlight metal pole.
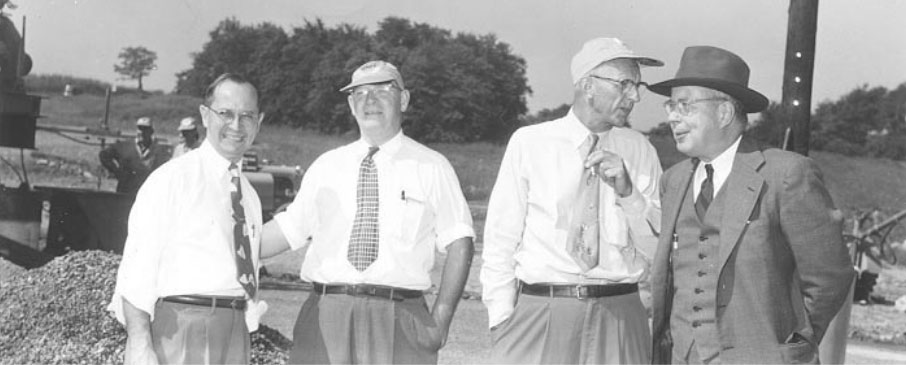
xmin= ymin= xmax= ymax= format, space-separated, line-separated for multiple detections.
xmin=781 ymin=0 xmax=819 ymax=156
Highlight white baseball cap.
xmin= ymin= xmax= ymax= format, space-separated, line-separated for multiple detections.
xmin=570 ymin=37 xmax=663 ymax=84
xmin=339 ymin=60 xmax=405 ymax=92
xmin=177 ymin=117 xmax=197 ymax=131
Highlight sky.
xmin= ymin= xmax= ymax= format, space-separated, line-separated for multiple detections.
xmin=10 ymin=0 xmax=906 ymax=132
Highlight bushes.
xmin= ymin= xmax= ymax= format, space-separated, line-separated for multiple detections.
xmin=0 ymin=250 xmax=291 ymax=365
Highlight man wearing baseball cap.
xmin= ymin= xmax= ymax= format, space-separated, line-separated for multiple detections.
xmin=260 ymin=60 xmax=475 ymax=363
xmin=99 ymin=116 xmax=170 ymax=193
xmin=647 ymin=46 xmax=853 ymax=364
xmin=171 ymin=116 xmax=202 ymax=159
xmin=479 ymin=37 xmax=664 ymax=363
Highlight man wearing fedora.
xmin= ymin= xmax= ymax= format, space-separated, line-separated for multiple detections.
xmin=480 ymin=37 xmax=663 ymax=363
xmin=647 ymin=46 xmax=854 ymax=364
xmin=259 ymin=60 xmax=474 ymax=364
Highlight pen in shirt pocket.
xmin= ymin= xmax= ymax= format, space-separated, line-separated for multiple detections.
xmin=400 ymin=190 xmax=424 ymax=204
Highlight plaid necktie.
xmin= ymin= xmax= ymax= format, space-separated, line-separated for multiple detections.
xmin=347 ymin=147 xmax=380 ymax=271
xmin=229 ymin=163 xmax=257 ymax=298
xmin=695 ymin=163 xmax=714 ymax=219
xmin=566 ymin=134 xmax=600 ymax=272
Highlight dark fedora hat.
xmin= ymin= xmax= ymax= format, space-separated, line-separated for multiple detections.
xmin=648 ymin=46 xmax=768 ymax=113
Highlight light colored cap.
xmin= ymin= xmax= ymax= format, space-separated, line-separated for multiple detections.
xmin=177 ymin=117 xmax=197 ymax=131
xmin=135 ymin=117 xmax=152 ymax=128
xmin=570 ymin=37 xmax=664 ymax=84
xmin=339 ymin=60 xmax=405 ymax=92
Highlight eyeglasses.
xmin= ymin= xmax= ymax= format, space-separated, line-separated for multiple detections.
xmin=202 ymin=104 xmax=261 ymax=124
xmin=348 ymin=83 xmax=400 ymax=101
xmin=587 ymin=75 xmax=647 ymax=95
xmin=663 ymin=98 xmax=728 ymax=116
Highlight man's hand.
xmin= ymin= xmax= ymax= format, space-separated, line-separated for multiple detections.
xmin=421 ymin=312 xmax=451 ymax=352
xmin=122 ymin=299 xmax=159 ymax=365
xmin=585 ymin=150 xmax=633 ymax=197
xmin=124 ymin=336 xmax=159 ymax=365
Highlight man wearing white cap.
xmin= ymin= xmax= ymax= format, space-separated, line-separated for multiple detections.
xmin=99 ymin=116 xmax=170 ymax=193
xmin=480 ymin=37 xmax=664 ymax=363
xmin=260 ymin=60 xmax=475 ymax=363
xmin=172 ymin=116 xmax=202 ymax=159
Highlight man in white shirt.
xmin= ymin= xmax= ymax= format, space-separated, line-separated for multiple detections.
xmin=108 ymin=73 xmax=267 ymax=364
xmin=171 ymin=116 xmax=202 ymax=159
xmin=260 ymin=60 xmax=475 ymax=364
xmin=479 ymin=37 xmax=663 ymax=363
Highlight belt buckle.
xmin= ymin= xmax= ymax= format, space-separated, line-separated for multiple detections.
xmin=575 ymin=285 xmax=587 ymax=300
xmin=346 ymin=285 xmax=358 ymax=297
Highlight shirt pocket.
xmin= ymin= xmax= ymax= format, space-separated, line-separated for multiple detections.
xmin=399 ymin=186 xmax=427 ymax=244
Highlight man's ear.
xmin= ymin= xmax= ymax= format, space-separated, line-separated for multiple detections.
xmin=718 ymin=101 xmax=736 ymax=129
xmin=400 ymin=89 xmax=410 ymax=112
xmin=199 ymin=105 xmax=211 ymax=129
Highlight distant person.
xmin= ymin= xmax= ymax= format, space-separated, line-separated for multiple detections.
xmin=647 ymin=46 xmax=855 ymax=364
xmin=259 ymin=60 xmax=475 ymax=364
xmin=172 ymin=116 xmax=202 ymax=159
xmin=108 ymin=73 xmax=267 ymax=364
xmin=98 ymin=117 xmax=170 ymax=194
xmin=479 ymin=37 xmax=664 ymax=363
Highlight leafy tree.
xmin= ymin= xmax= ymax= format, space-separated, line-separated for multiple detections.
xmin=745 ymin=102 xmax=786 ymax=148
xmin=114 ymin=46 xmax=157 ymax=92
xmin=524 ymin=103 xmax=571 ymax=125
xmin=175 ymin=17 xmax=532 ymax=143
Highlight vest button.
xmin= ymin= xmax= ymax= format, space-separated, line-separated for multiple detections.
xmin=698 ymin=253 xmax=707 ymax=259
xmin=697 ymin=271 xmax=707 ymax=277
xmin=693 ymin=306 xmax=702 ymax=312
xmin=692 ymin=320 xmax=701 ymax=328
xmin=694 ymin=288 xmax=704 ymax=294
xmin=699 ymin=235 xmax=707 ymax=242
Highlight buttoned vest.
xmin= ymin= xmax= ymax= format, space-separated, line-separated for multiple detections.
xmin=670 ymin=179 xmax=727 ymax=361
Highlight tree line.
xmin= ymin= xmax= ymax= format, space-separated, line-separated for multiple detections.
xmin=175 ymin=17 xmax=531 ymax=143
xmin=645 ymin=83 xmax=906 ymax=161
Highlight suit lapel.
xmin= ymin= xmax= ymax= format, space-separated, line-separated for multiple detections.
xmin=661 ymin=159 xmax=697 ymax=250
xmin=717 ymin=139 xmax=766 ymax=269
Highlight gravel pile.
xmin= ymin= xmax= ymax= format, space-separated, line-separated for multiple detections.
xmin=0 ymin=250 xmax=291 ymax=364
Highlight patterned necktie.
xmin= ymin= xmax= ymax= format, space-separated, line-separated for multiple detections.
xmin=347 ymin=147 xmax=380 ymax=271
xmin=229 ymin=163 xmax=257 ymax=298
xmin=695 ymin=163 xmax=714 ymax=219
xmin=566 ymin=134 xmax=600 ymax=272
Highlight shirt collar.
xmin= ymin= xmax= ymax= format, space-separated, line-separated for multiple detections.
xmin=562 ymin=108 xmax=609 ymax=149
xmin=707 ymin=136 xmax=741 ymax=172
xmin=352 ymin=130 xmax=404 ymax=160
xmin=198 ymin=140 xmax=241 ymax=177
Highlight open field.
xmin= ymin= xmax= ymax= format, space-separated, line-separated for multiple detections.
xmin=3 ymin=93 xmax=906 ymax=362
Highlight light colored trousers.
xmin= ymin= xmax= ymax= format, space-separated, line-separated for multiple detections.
xmin=151 ymin=300 xmax=249 ymax=364
xmin=489 ymin=291 xmax=650 ymax=364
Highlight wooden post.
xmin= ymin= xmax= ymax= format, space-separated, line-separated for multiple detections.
xmin=781 ymin=0 xmax=819 ymax=156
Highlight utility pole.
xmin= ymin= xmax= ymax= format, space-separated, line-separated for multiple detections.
xmin=781 ymin=0 xmax=819 ymax=156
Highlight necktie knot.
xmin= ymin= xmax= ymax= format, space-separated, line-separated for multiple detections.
xmin=704 ymin=163 xmax=714 ymax=180
xmin=366 ymin=146 xmax=379 ymax=159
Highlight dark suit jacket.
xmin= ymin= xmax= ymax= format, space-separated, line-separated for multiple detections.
xmin=650 ymin=137 xmax=855 ymax=364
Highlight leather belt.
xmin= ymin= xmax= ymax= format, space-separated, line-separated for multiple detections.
xmin=162 ymin=295 xmax=247 ymax=310
xmin=312 ymin=283 xmax=424 ymax=302
xmin=520 ymin=281 xmax=638 ymax=299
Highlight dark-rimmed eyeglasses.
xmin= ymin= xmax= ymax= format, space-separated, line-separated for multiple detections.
xmin=663 ymin=98 xmax=728 ymax=116
xmin=587 ymin=75 xmax=647 ymax=95
xmin=201 ymin=104 xmax=261 ymax=124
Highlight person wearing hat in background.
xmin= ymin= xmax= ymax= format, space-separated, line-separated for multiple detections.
xmin=479 ymin=37 xmax=663 ymax=363
xmin=647 ymin=46 xmax=854 ymax=364
xmin=109 ymin=73 xmax=268 ymax=364
xmin=259 ymin=60 xmax=475 ymax=364
xmin=172 ymin=116 xmax=202 ymax=159
xmin=99 ymin=116 xmax=171 ymax=194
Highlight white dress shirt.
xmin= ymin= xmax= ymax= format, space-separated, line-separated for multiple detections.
xmin=107 ymin=141 xmax=265 ymax=331
xmin=694 ymin=136 xmax=741 ymax=200
xmin=274 ymin=131 xmax=474 ymax=290
xmin=480 ymin=110 xmax=663 ymax=327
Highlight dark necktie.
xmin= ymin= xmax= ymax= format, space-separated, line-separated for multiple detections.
xmin=695 ymin=163 xmax=714 ymax=219
xmin=566 ymin=134 xmax=600 ymax=272
xmin=229 ymin=163 xmax=257 ymax=298
xmin=347 ymin=147 xmax=380 ymax=271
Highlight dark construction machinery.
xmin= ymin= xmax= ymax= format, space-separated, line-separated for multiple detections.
xmin=0 ymin=14 xmax=302 ymax=269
